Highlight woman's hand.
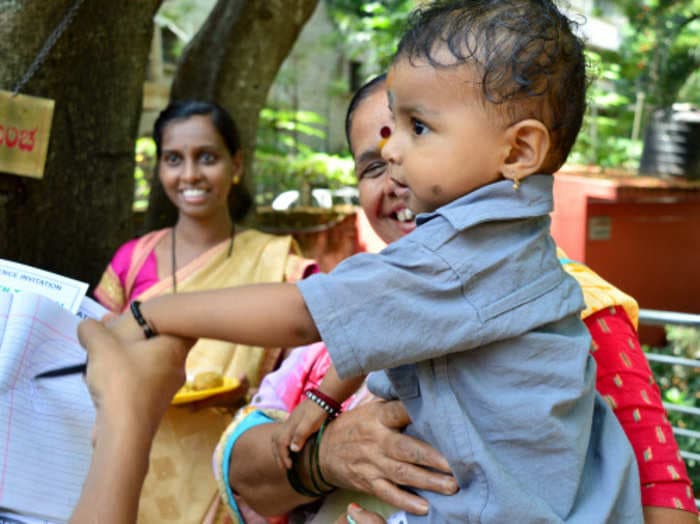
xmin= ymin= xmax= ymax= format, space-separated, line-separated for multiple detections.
xmin=78 ymin=318 xmax=193 ymax=437
xmin=71 ymin=319 xmax=194 ymax=524
xmin=272 ymin=398 xmax=329 ymax=470
xmin=103 ymin=304 xmax=150 ymax=344
xmin=319 ymin=400 xmax=458 ymax=515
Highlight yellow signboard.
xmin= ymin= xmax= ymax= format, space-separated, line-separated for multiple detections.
xmin=0 ymin=90 xmax=54 ymax=179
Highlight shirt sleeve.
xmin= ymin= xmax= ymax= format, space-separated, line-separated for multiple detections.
xmin=297 ymin=239 xmax=472 ymax=378
xmin=298 ymin=225 xmax=583 ymax=380
xmin=586 ymin=307 xmax=697 ymax=513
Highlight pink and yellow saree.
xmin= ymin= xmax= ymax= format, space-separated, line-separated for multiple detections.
xmin=94 ymin=228 xmax=316 ymax=524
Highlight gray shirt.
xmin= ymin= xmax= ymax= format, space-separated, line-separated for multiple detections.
xmin=298 ymin=175 xmax=642 ymax=523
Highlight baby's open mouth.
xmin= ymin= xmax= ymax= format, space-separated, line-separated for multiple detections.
xmin=394 ymin=209 xmax=415 ymax=223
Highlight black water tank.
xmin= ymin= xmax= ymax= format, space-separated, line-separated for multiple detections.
xmin=639 ymin=105 xmax=700 ymax=180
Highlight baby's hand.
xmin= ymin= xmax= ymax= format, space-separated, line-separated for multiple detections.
xmin=104 ymin=302 xmax=151 ymax=343
xmin=272 ymin=398 xmax=329 ymax=470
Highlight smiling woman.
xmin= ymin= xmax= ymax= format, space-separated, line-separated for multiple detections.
xmin=92 ymin=100 xmax=316 ymax=524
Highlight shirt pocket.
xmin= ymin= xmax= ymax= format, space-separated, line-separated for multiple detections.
xmin=479 ymin=269 xmax=564 ymax=321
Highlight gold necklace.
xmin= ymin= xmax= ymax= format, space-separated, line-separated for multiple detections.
xmin=170 ymin=225 xmax=235 ymax=293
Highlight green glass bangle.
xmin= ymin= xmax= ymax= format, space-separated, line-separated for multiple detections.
xmin=286 ymin=448 xmax=327 ymax=498
xmin=307 ymin=435 xmax=325 ymax=494
xmin=311 ymin=419 xmax=335 ymax=492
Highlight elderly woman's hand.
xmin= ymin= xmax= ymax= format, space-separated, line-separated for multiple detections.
xmin=319 ymin=399 xmax=458 ymax=515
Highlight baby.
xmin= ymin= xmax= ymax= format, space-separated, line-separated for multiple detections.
xmin=106 ymin=1 xmax=642 ymax=521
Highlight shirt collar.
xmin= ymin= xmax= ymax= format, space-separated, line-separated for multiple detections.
xmin=416 ymin=174 xmax=554 ymax=231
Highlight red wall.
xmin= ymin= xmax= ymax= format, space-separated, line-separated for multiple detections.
xmin=551 ymin=172 xmax=700 ymax=344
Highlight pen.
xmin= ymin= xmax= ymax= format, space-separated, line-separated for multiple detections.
xmin=34 ymin=362 xmax=87 ymax=379
xmin=35 ymin=301 xmax=155 ymax=380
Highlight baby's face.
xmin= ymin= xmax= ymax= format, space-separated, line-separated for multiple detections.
xmin=382 ymin=52 xmax=509 ymax=215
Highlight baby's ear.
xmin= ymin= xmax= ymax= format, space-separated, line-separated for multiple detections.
xmin=500 ymin=119 xmax=551 ymax=184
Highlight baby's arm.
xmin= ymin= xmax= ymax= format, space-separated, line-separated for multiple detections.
xmin=111 ymin=283 xmax=321 ymax=349
xmin=273 ymin=365 xmax=366 ymax=470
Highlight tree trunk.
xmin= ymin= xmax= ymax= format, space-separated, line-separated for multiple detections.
xmin=0 ymin=0 xmax=161 ymax=285
xmin=146 ymin=0 xmax=319 ymax=230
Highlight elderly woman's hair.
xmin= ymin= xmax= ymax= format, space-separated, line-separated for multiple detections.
xmin=344 ymin=73 xmax=388 ymax=151
xmin=395 ymin=0 xmax=587 ymax=171
xmin=152 ymin=99 xmax=251 ymax=221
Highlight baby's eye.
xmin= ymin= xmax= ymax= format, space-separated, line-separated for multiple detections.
xmin=412 ymin=119 xmax=429 ymax=136
xmin=359 ymin=161 xmax=386 ymax=180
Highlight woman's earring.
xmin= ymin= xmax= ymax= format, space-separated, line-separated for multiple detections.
xmin=232 ymin=175 xmax=240 ymax=185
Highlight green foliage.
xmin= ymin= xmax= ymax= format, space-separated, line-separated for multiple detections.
xmin=254 ymin=101 xmax=358 ymax=206
xmin=325 ymin=0 xmax=414 ymax=76
xmin=254 ymin=151 xmax=355 ymax=206
xmin=645 ymin=325 xmax=700 ymax=499
xmin=678 ymin=69 xmax=700 ymax=107
xmin=569 ymin=50 xmax=643 ymax=168
xmin=257 ymin=107 xmax=327 ymax=156
xmin=133 ymin=137 xmax=156 ymax=212
xmin=612 ymin=0 xmax=700 ymax=109
xmin=570 ymin=2 xmax=700 ymax=168
xmin=254 ymin=105 xmax=354 ymax=204
xmin=157 ymin=0 xmax=216 ymax=42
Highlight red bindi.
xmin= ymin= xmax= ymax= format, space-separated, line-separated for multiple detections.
xmin=380 ymin=126 xmax=391 ymax=139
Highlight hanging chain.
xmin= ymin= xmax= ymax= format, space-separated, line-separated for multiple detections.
xmin=11 ymin=0 xmax=86 ymax=96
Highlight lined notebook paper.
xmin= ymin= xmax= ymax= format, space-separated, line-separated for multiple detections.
xmin=0 ymin=292 xmax=96 ymax=523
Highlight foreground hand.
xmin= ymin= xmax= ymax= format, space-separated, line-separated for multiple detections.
xmin=103 ymin=304 xmax=150 ymax=344
xmin=272 ymin=398 xmax=328 ymax=470
xmin=78 ymin=318 xmax=193 ymax=438
xmin=319 ymin=400 xmax=457 ymax=515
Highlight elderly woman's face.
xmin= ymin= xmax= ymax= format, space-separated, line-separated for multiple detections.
xmin=350 ymin=88 xmax=416 ymax=245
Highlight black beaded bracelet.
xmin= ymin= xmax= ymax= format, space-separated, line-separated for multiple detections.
xmin=130 ymin=300 xmax=157 ymax=339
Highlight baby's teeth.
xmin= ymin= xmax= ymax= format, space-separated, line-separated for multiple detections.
xmin=397 ymin=209 xmax=414 ymax=222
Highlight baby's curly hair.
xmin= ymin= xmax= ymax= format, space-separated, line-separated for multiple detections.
xmin=395 ymin=0 xmax=587 ymax=172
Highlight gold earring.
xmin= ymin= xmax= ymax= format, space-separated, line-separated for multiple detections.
xmin=512 ymin=176 xmax=520 ymax=191
xmin=232 ymin=175 xmax=240 ymax=185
